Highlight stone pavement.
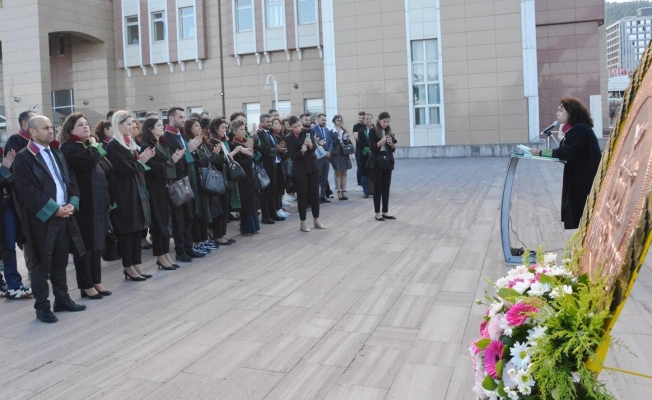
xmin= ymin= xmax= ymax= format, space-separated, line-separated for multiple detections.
xmin=0 ymin=158 xmax=650 ymax=400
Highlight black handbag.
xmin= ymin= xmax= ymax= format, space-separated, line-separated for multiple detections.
xmin=102 ymin=229 xmax=120 ymax=261
xmin=282 ymin=159 xmax=293 ymax=177
xmin=341 ymin=144 xmax=355 ymax=155
xmin=167 ymin=176 xmax=195 ymax=207
xmin=198 ymin=167 xmax=226 ymax=194
xmin=226 ymin=154 xmax=246 ymax=182
xmin=375 ymin=153 xmax=393 ymax=171
xmin=254 ymin=163 xmax=271 ymax=191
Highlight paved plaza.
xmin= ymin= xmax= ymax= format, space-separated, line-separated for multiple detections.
xmin=0 ymin=158 xmax=650 ymax=400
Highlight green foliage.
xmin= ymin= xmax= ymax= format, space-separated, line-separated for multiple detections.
xmin=606 ymin=1 xmax=652 ymax=26
xmin=528 ymin=273 xmax=614 ymax=400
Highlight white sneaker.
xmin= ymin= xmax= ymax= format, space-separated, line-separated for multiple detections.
xmin=277 ymin=210 xmax=289 ymax=218
xmin=282 ymin=199 xmax=291 ymax=207
xmin=285 ymin=194 xmax=297 ymax=202
xmin=355 ymin=185 xmax=363 ymax=192
xmin=5 ymin=285 xmax=32 ymax=299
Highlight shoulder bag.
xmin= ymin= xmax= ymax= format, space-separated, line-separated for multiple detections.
xmin=341 ymin=144 xmax=355 ymax=155
xmin=282 ymin=159 xmax=293 ymax=177
xmin=102 ymin=228 xmax=120 ymax=261
xmin=167 ymin=176 xmax=195 ymax=207
xmin=198 ymin=155 xmax=226 ymax=195
xmin=254 ymin=163 xmax=271 ymax=191
xmin=226 ymin=153 xmax=246 ymax=182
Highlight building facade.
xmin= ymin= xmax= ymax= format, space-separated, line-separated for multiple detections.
xmin=606 ymin=7 xmax=652 ymax=74
xmin=0 ymin=0 xmax=607 ymax=147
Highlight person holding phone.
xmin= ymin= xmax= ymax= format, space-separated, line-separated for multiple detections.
xmin=230 ymin=120 xmax=260 ymax=236
xmin=284 ymin=116 xmax=325 ymax=232
xmin=369 ymin=111 xmax=397 ymax=221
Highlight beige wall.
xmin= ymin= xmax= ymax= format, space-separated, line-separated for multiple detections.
xmin=440 ymin=0 xmax=528 ymax=145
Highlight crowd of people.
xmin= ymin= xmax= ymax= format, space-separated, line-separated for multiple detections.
xmin=0 ymin=106 xmax=398 ymax=323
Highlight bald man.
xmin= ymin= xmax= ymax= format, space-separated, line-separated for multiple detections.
xmin=13 ymin=116 xmax=87 ymax=323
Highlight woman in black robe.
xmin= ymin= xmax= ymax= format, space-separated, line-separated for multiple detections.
xmin=229 ymin=120 xmax=259 ymax=236
xmin=207 ymin=118 xmax=237 ymax=245
xmin=60 ymin=112 xmax=112 ymax=299
xmin=532 ymin=97 xmax=602 ymax=229
xmin=140 ymin=118 xmax=184 ymax=270
xmin=106 ymin=111 xmax=155 ymax=281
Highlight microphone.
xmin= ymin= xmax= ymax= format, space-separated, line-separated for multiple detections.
xmin=540 ymin=121 xmax=560 ymax=136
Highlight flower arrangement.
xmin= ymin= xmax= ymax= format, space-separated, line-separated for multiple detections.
xmin=470 ymin=251 xmax=615 ymax=400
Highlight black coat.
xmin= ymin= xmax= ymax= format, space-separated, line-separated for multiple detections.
xmin=356 ymin=127 xmax=373 ymax=175
xmin=193 ymin=141 xmax=223 ymax=222
xmin=12 ymin=143 xmax=85 ymax=265
xmin=4 ymin=131 xmax=30 ymax=248
xmin=106 ymin=140 xmax=151 ymax=234
xmin=0 ymin=163 xmax=12 ymax=257
xmin=256 ymin=129 xmax=279 ymax=177
xmin=369 ymin=128 xmax=396 ymax=171
xmin=140 ymin=138 xmax=175 ymax=237
xmin=552 ymin=123 xmax=602 ymax=229
xmin=60 ymin=140 xmax=110 ymax=251
xmin=230 ymin=141 xmax=257 ymax=216
xmin=284 ymin=130 xmax=319 ymax=176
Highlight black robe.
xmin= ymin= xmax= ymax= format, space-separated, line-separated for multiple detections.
xmin=230 ymin=141 xmax=257 ymax=217
xmin=140 ymin=138 xmax=176 ymax=238
xmin=106 ymin=140 xmax=151 ymax=235
xmin=356 ymin=127 xmax=373 ymax=175
xmin=552 ymin=123 xmax=602 ymax=229
xmin=193 ymin=141 xmax=223 ymax=222
xmin=4 ymin=131 xmax=31 ymax=249
xmin=12 ymin=143 xmax=85 ymax=266
xmin=0 ymin=162 xmax=13 ymax=258
xmin=60 ymin=139 xmax=110 ymax=251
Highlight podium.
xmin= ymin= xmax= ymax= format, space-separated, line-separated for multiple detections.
xmin=501 ymin=153 xmax=564 ymax=264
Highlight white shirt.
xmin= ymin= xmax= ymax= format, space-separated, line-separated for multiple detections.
xmin=34 ymin=142 xmax=67 ymax=206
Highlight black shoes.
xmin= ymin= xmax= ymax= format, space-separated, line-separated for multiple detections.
xmin=176 ymin=252 xmax=192 ymax=262
xmin=261 ymin=218 xmax=276 ymax=224
xmin=140 ymin=273 xmax=153 ymax=279
xmin=188 ymin=250 xmax=205 ymax=258
xmin=36 ymin=308 xmax=58 ymax=323
xmin=320 ymin=198 xmax=331 ymax=204
xmin=271 ymin=215 xmax=286 ymax=221
xmin=124 ymin=271 xmax=147 ymax=281
xmin=382 ymin=214 xmax=396 ymax=220
xmin=53 ymin=300 xmax=87 ymax=313
xmin=157 ymin=261 xmax=176 ymax=271
xmin=97 ymin=290 xmax=112 ymax=296
xmin=80 ymin=290 xmax=103 ymax=299
xmin=375 ymin=216 xmax=386 ymax=221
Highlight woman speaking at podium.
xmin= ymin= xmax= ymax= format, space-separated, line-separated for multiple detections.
xmin=531 ymin=97 xmax=601 ymax=229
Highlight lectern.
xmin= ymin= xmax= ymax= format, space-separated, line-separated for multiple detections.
xmin=501 ymin=153 xmax=564 ymax=264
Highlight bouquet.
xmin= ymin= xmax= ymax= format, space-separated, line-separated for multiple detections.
xmin=470 ymin=251 xmax=615 ymax=400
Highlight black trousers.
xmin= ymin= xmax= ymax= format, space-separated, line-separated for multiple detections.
xmin=212 ymin=193 xmax=229 ymax=239
xmin=117 ymin=232 xmax=142 ymax=268
xmin=294 ymin=172 xmax=320 ymax=221
xmin=73 ymin=248 xmax=102 ymax=290
xmin=275 ymin=164 xmax=285 ymax=210
xmin=192 ymin=216 xmax=208 ymax=243
xmin=29 ymin=217 xmax=72 ymax=310
xmin=150 ymin=226 xmax=170 ymax=256
xmin=171 ymin=201 xmax=194 ymax=255
xmin=260 ymin=161 xmax=277 ymax=219
xmin=372 ymin=168 xmax=392 ymax=214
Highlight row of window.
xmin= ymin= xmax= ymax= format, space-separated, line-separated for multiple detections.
xmin=125 ymin=6 xmax=196 ymax=46
xmin=236 ymin=0 xmax=316 ymax=32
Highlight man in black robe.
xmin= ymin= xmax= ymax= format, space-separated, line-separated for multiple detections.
xmin=12 ymin=116 xmax=87 ymax=323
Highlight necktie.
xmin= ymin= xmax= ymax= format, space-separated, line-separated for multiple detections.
xmin=43 ymin=148 xmax=68 ymax=203
xmin=266 ymin=131 xmax=280 ymax=162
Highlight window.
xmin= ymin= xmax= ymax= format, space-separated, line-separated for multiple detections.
xmin=180 ymin=7 xmax=195 ymax=39
xmin=273 ymin=100 xmax=291 ymax=118
xmin=244 ymin=103 xmax=261 ymax=132
xmin=411 ymin=39 xmax=441 ymax=126
xmin=298 ymin=0 xmax=316 ymax=24
xmin=304 ymin=98 xmax=323 ymax=115
xmin=187 ymin=106 xmax=204 ymax=116
xmin=152 ymin=11 xmax=165 ymax=42
xmin=125 ymin=15 xmax=139 ymax=45
xmin=58 ymin=35 xmax=65 ymax=56
xmin=133 ymin=111 xmax=147 ymax=122
xmin=52 ymin=89 xmax=74 ymax=117
xmin=267 ymin=0 xmax=284 ymax=28
xmin=237 ymin=0 xmax=253 ymax=31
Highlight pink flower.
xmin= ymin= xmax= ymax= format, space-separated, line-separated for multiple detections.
xmin=505 ymin=302 xmax=538 ymax=327
xmin=508 ymin=277 xmax=524 ymax=288
xmin=480 ymin=320 xmax=489 ymax=338
xmin=470 ymin=339 xmax=481 ymax=356
xmin=484 ymin=340 xmax=504 ymax=379
xmin=487 ymin=314 xmax=505 ymax=340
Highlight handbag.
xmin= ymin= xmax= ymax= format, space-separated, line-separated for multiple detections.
xmin=226 ymin=154 xmax=246 ymax=182
xmin=102 ymin=229 xmax=120 ymax=261
xmin=254 ymin=163 xmax=271 ymax=191
xmin=375 ymin=153 xmax=393 ymax=171
xmin=341 ymin=144 xmax=355 ymax=155
xmin=167 ymin=176 xmax=195 ymax=207
xmin=198 ymin=156 xmax=226 ymax=194
xmin=282 ymin=159 xmax=293 ymax=177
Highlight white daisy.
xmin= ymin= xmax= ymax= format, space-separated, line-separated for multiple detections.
xmin=509 ymin=342 xmax=531 ymax=369
xmin=527 ymin=326 xmax=547 ymax=343
xmin=543 ymin=252 xmax=557 ymax=265
xmin=528 ymin=281 xmax=551 ymax=296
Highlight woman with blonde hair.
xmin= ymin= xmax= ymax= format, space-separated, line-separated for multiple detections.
xmin=106 ymin=111 xmax=155 ymax=281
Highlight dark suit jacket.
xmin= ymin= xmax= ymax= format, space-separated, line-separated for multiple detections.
xmin=255 ymin=129 xmax=279 ymax=174
xmin=311 ymin=125 xmax=333 ymax=153
xmin=163 ymin=130 xmax=192 ymax=179
xmin=13 ymin=142 xmax=85 ymax=265
xmin=284 ymin=130 xmax=319 ymax=176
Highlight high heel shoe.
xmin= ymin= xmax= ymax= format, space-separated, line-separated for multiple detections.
xmin=313 ymin=219 xmax=326 ymax=229
xmin=80 ymin=289 xmax=103 ymax=299
xmin=300 ymin=221 xmax=311 ymax=232
xmin=97 ymin=289 xmax=112 ymax=296
xmin=341 ymin=190 xmax=348 ymax=200
xmin=157 ymin=261 xmax=176 ymax=271
xmin=337 ymin=190 xmax=344 ymax=201
xmin=124 ymin=271 xmax=147 ymax=281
